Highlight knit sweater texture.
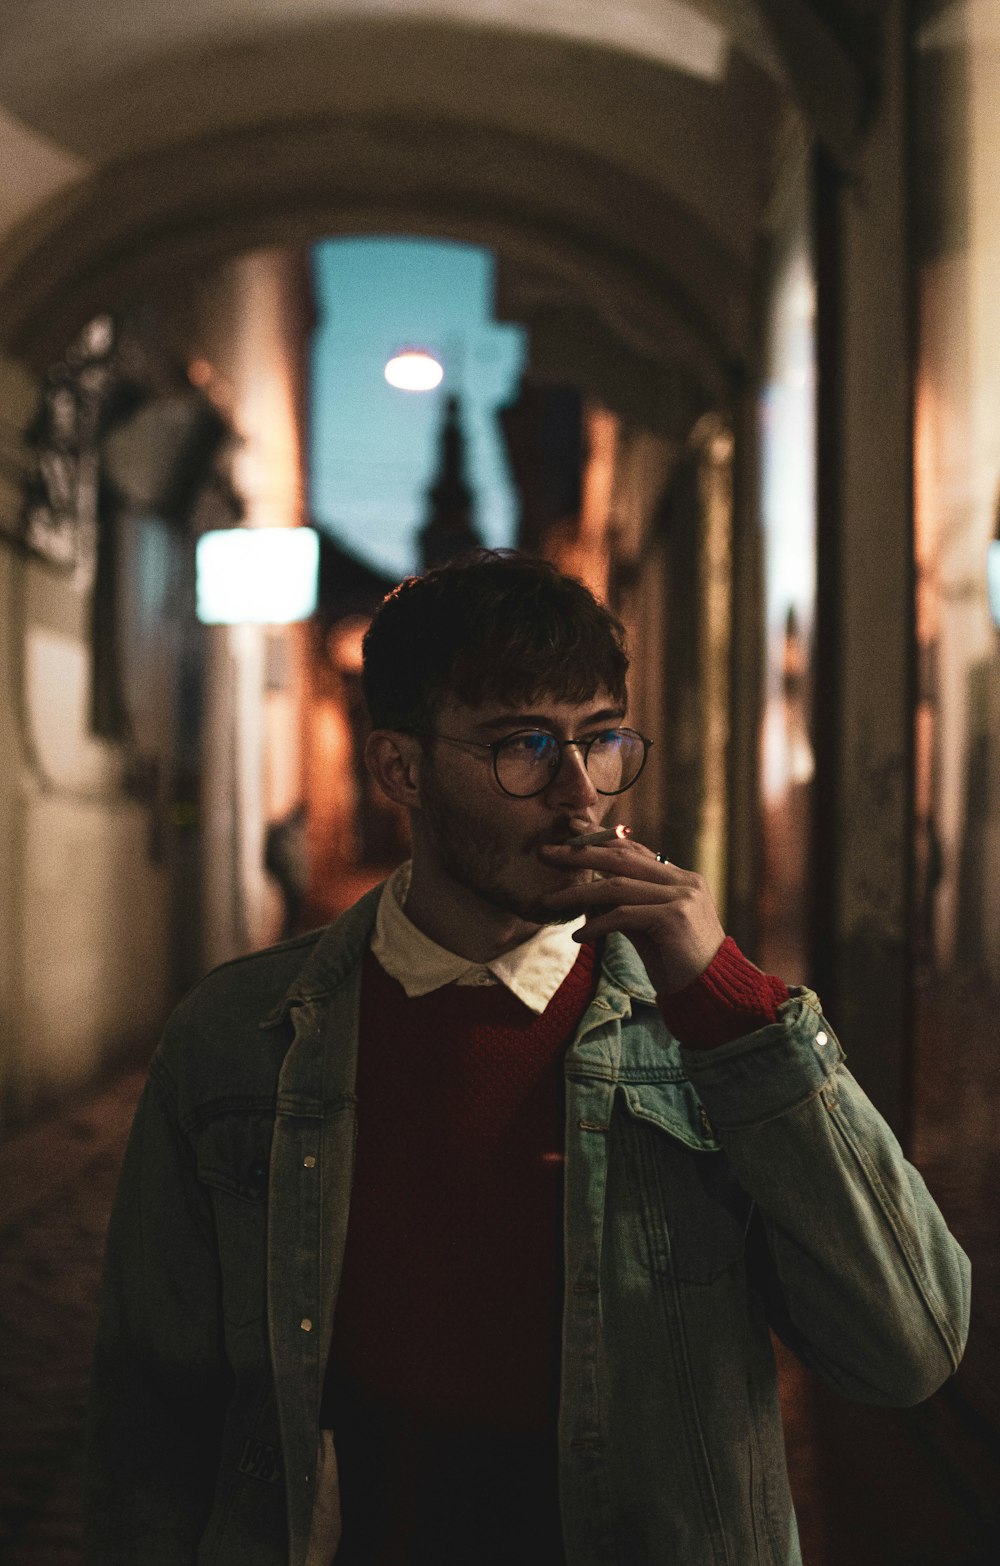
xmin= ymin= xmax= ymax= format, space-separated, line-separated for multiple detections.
xmin=329 ymin=939 xmax=599 ymax=1430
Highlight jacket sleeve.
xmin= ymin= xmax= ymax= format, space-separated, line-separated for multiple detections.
xmin=680 ymin=990 xmax=971 ymax=1407
xmin=84 ymin=1056 xmax=231 ymax=1564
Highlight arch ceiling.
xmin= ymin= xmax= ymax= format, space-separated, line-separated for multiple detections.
xmin=0 ymin=1 xmax=884 ymax=420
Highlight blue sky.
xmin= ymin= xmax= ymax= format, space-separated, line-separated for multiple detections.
xmin=308 ymin=237 xmax=527 ymax=578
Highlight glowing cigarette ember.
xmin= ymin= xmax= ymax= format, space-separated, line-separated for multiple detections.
xmin=570 ymin=825 xmax=632 ymax=847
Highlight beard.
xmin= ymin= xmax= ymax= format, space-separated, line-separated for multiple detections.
xmin=417 ymin=762 xmax=586 ymax=926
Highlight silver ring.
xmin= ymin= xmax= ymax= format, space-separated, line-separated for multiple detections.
xmin=655 ymin=852 xmax=671 ymax=865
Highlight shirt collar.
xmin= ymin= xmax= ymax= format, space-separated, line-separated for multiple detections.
xmin=370 ymin=861 xmax=586 ymax=1014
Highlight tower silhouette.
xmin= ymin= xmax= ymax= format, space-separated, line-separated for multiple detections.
xmin=418 ymin=393 xmax=481 ymax=569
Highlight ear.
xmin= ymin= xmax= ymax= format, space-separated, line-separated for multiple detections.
xmin=364 ymin=730 xmax=423 ymax=809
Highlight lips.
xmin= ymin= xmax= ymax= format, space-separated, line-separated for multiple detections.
xmin=533 ymin=819 xmax=618 ymax=854
xmin=558 ymin=820 xmax=601 ymax=844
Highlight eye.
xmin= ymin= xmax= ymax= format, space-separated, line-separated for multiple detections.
xmin=504 ymin=731 xmax=557 ymax=760
xmin=587 ymin=729 xmax=626 ymax=754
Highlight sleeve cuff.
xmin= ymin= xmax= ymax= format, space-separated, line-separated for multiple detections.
xmin=656 ymin=936 xmax=790 ymax=1049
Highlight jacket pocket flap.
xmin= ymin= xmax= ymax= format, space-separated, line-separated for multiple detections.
xmin=618 ymin=1079 xmax=719 ymax=1152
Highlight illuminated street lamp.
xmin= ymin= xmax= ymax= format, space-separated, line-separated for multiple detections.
xmin=384 ymin=348 xmax=444 ymax=392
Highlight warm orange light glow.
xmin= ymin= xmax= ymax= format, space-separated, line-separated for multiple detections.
xmin=384 ymin=349 xmax=444 ymax=392
xmin=328 ymin=615 xmax=369 ymax=674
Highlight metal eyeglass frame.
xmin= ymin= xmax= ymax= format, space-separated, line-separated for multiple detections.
xmin=424 ymin=727 xmax=653 ymax=798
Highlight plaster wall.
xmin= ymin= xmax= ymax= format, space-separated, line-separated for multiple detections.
xmin=916 ymin=0 xmax=1000 ymax=974
xmin=0 ymin=467 xmax=176 ymax=1125
xmin=811 ymin=0 xmax=914 ymax=1131
xmin=195 ymin=248 xmax=311 ymax=972
xmin=0 ymin=0 xmax=736 ymax=100
xmin=0 ymin=104 xmax=87 ymax=238
xmin=20 ymin=792 xmax=168 ymax=1095
xmin=602 ymin=427 xmax=675 ymax=854
xmin=0 ymin=357 xmax=35 ymax=1110
xmin=695 ymin=420 xmax=733 ymax=915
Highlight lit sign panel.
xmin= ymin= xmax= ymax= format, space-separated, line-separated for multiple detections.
xmin=196 ymin=527 xmax=320 ymax=625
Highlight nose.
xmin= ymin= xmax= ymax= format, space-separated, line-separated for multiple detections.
xmin=545 ymin=740 xmax=599 ymax=809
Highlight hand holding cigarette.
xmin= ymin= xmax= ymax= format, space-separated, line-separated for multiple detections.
xmin=538 ymin=829 xmax=726 ymax=996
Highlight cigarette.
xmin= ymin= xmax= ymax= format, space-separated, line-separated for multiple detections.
xmin=570 ymin=825 xmax=632 ymax=847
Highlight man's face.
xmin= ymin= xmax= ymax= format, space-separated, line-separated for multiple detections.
xmin=412 ymin=689 xmax=624 ymax=927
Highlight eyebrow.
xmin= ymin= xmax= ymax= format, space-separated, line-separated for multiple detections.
xmin=474 ymin=707 xmax=627 ymax=735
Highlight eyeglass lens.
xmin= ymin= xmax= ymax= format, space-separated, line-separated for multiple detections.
xmin=495 ymin=730 xmax=645 ymax=796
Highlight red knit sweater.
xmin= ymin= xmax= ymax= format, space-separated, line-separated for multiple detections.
xmin=657 ymin=936 xmax=790 ymax=1049
xmin=328 ymin=940 xmax=599 ymax=1431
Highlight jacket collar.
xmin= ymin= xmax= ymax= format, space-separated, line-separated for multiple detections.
xmin=259 ymin=884 xmax=657 ymax=1028
xmin=599 ymin=930 xmax=657 ymax=1006
xmin=259 ymin=883 xmax=384 ymax=1027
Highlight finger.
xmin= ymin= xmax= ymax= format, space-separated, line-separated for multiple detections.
xmin=541 ymin=877 xmax=692 ymax=910
xmin=572 ymin=904 xmax=673 ymax=943
xmin=542 ymin=841 xmax=687 ymax=883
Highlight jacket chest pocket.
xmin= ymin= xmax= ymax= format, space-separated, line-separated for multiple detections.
xmin=612 ymin=1083 xmax=751 ymax=1285
xmin=195 ymin=1112 xmax=274 ymax=1327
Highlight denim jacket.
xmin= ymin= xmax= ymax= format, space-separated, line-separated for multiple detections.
xmin=85 ymin=885 xmax=970 ymax=1566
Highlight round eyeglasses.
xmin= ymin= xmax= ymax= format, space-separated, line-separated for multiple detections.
xmin=427 ymin=727 xmax=653 ymax=798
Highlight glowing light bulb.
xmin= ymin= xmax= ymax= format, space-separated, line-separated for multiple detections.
xmin=384 ymin=349 xmax=444 ymax=392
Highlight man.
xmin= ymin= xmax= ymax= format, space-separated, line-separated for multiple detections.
xmin=86 ymin=551 xmax=969 ymax=1566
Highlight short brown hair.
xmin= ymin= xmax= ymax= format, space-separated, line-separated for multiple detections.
xmin=362 ymin=550 xmax=629 ymax=732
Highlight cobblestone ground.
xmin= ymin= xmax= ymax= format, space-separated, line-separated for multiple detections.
xmin=0 ymin=1070 xmax=145 ymax=1566
xmin=0 ymin=1060 xmax=996 ymax=1565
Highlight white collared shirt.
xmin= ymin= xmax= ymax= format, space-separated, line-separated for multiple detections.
xmin=370 ymin=862 xmax=587 ymax=1015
